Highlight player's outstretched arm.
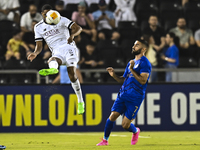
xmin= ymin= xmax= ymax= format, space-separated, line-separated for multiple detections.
xmin=107 ymin=67 xmax=125 ymax=84
xmin=68 ymin=23 xmax=82 ymax=44
xmin=27 ymin=41 xmax=43 ymax=62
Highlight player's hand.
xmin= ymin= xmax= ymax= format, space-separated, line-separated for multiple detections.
xmin=129 ymin=60 xmax=135 ymax=70
xmin=107 ymin=67 xmax=115 ymax=77
xmin=67 ymin=35 xmax=74 ymax=44
xmin=27 ymin=53 xmax=37 ymax=62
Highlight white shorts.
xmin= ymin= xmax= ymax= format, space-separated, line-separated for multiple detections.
xmin=51 ymin=44 xmax=79 ymax=67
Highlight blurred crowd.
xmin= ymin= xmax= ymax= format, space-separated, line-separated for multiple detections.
xmin=0 ymin=0 xmax=200 ymax=84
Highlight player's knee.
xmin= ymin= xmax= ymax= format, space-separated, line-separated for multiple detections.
xmin=68 ymin=73 xmax=76 ymax=82
xmin=68 ymin=68 xmax=77 ymax=82
xmin=109 ymin=112 xmax=120 ymax=121
xmin=122 ymin=122 xmax=130 ymax=130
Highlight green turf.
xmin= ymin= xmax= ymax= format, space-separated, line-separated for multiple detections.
xmin=0 ymin=131 xmax=200 ymax=150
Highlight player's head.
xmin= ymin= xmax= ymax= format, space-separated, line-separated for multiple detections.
xmin=132 ymin=39 xmax=148 ymax=56
xmin=166 ymin=32 xmax=180 ymax=46
xmin=148 ymin=15 xmax=158 ymax=26
xmin=41 ymin=4 xmax=52 ymax=21
xmin=29 ymin=4 xmax=37 ymax=18
xmin=98 ymin=0 xmax=107 ymax=11
xmin=177 ymin=17 xmax=186 ymax=29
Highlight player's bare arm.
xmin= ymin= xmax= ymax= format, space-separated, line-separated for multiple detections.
xmin=129 ymin=60 xmax=149 ymax=85
xmin=107 ymin=67 xmax=125 ymax=84
xmin=27 ymin=41 xmax=43 ymax=62
xmin=68 ymin=23 xmax=82 ymax=44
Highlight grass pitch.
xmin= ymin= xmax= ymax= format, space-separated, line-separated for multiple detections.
xmin=0 ymin=131 xmax=200 ymax=150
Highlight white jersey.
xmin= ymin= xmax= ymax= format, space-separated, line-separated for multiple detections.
xmin=34 ymin=16 xmax=75 ymax=52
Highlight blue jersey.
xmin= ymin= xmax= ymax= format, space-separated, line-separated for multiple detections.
xmin=120 ymin=56 xmax=151 ymax=99
xmin=165 ymin=44 xmax=179 ymax=66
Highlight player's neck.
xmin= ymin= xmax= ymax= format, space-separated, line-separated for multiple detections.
xmin=135 ymin=54 xmax=143 ymax=60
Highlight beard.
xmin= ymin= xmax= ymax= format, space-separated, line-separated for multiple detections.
xmin=132 ymin=48 xmax=142 ymax=55
xmin=179 ymin=25 xmax=186 ymax=29
xmin=30 ymin=13 xmax=36 ymax=18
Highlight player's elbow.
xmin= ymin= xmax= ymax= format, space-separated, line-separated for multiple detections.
xmin=140 ymin=80 xmax=147 ymax=85
xmin=79 ymin=26 xmax=82 ymax=33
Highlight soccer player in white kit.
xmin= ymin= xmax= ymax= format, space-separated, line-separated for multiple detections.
xmin=27 ymin=4 xmax=85 ymax=115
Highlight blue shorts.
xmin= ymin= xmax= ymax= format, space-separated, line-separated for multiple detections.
xmin=111 ymin=94 xmax=143 ymax=120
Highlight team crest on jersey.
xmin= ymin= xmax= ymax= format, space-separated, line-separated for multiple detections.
xmin=134 ymin=63 xmax=139 ymax=68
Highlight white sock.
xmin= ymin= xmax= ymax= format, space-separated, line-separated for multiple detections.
xmin=71 ymin=79 xmax=84 ymax=103
xmin=49 ymin=60 xmax=58 ymax=69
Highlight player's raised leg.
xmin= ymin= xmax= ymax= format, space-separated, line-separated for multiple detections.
xmin=67 ymin=66 xmax=84 ymax=115
xmin=39 ymin=57 xmax=61 ymax=76
xmin=97 ymin=111 xmax=120 ymax=146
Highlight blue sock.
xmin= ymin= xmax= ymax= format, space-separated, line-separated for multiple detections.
xmin=104 ymin=118 xmax=115 ymax=141
xmin=127 ymin=123 xmax=137 ymax=133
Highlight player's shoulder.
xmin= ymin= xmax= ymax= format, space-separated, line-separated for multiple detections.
xmin=35 ymin=20 xmax=44 ymax=28
xmin=60 ymin=16 xmax=71 ymax=22
xmin=141 ymin=56 xmax=151 ymax=67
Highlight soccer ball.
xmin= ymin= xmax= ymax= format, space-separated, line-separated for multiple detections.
xmin=46 ymin=10 xmax=61 ymax=25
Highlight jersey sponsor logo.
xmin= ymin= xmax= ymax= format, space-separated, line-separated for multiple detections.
xmin=44 ymin=29 xmax=60 ymax=37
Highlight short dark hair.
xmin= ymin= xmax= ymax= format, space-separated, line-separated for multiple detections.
xmin=168 ymin=32 xmax=180 ymax=47
xmin=137 ymin=39 xmax=149 ymax=48
xmin=41 ymin=4 xmax=52 ymax=12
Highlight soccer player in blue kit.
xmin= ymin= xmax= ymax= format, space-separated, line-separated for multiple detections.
xmin=97 ymin=39 xmax=152 ymax=146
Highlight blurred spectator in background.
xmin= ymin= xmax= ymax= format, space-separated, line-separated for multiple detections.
xmin=92 ymin=0 xmax=120 ymax=41
xmin=62 ymin=0 xmax=82 ymax=8
xmin=85 ymin=0 xmax=110 ymax=6
xmin=81 ymin=41 xmax=104 ymax=81
xmin=20 ymin=4 xmax=42 ymax=32
xmin=55 ymin=0 xmax=65 ymax=12
xmin=143 ymin=15 xmax=165 ymax=52
xmin=142 ymin=34 xmax=158 ymax=82
xmin=82 ymin=41 xmax=104 ymax=69
xmin=114 ymin=0 xmax=137 ymax=27
xmin=170 ymin=17 xmax=195 ymax=49
xmin=170 ymin=17 xmax=195 ymax=58
xmin=194 ymin=22 xmax=200 ymax=47
xmin=161 ymin=32 xmax=179 ymax=82
xmin=72 ymin=1 xmax=97 ymax=42
xmin=0 ymin=0 xmax=20 ymax=24
xmin=5 ymin=30 xmax=30 ymax=61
